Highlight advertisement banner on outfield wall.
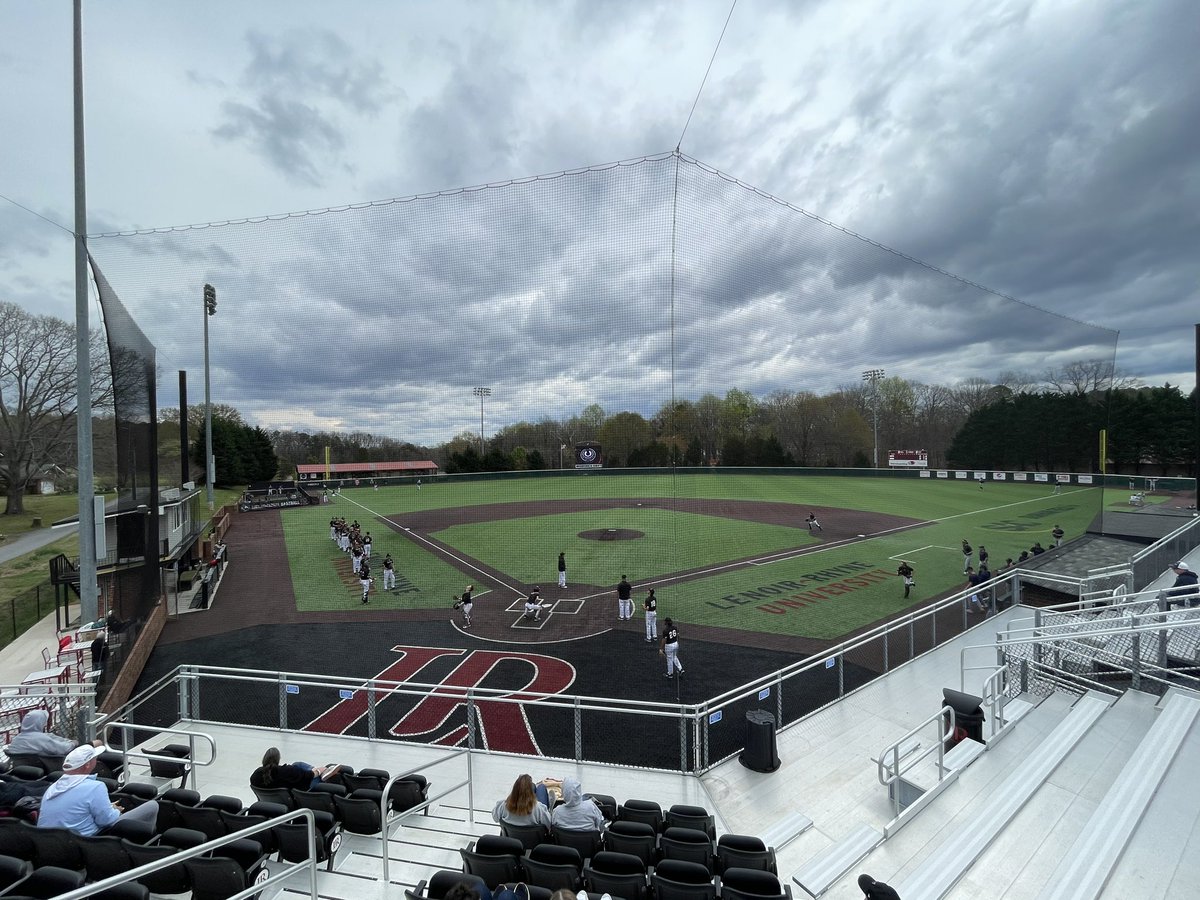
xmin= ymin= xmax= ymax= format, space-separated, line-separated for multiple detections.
xmin=992 ymin=472 xmax=1006 ymax=480
xmin=920 ymin=470 xmax=931 ymax=478
xmin=1013 ymin=472 xmax=1028 ymax=481
xmin=1034 ymin=473 xmax=1049 ymax=482
xmin=955 ymin=471 xmax=969 ymax=479
xmin=1077 ymin=475 xmax=1093 ymax=484
xmin=937 ymin=470 xmax=948 ymax=478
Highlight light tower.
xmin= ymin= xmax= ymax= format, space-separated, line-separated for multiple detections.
xmin=204 ymin=283 xmax=217 ymax=509
xmin=473 ymin=386 xmax=492 ymax=456
xmin=862 ymin=368 xmax=885 ymax=468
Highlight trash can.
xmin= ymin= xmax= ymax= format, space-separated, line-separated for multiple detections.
xmin=739 ymin=709 xmax=781 ymax=772
xmin=942 ymin=688 xmax=985 ymax=747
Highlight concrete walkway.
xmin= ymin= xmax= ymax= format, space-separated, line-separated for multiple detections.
xmin=0 ymin=522 xmax=76 ymax=566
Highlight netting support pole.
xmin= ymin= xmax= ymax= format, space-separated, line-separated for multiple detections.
xmin=367 ymin=682 xmax=377 ymax=740
xmin=278 ymin=675 xmax=287 ymax=730
xmin=73 ymin=0 xmax=99 ymax=626
xmin=679 ymin=706 xmax=688 ymax=773
xmin=573 ymin=697 xmax=582 ymax=762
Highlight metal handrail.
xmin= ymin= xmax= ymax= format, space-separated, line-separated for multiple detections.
xmin=97 ymin=722 xmax=217 ymax=792
xmin=54 ymin=807 xmax=319 ymax=900
xmin=379 ymin=750 xmax=471 ymax=885
xmin=1131 ymin=515 xmax=1200 ymax=562
xmin=876 ymin=705 xmax=955 ymax=819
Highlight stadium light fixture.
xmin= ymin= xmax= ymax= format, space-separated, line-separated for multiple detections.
xmin=862 ymin=368 xmax=885 ymax=468
xmin=473 ymin=386 xmax=492 ymax=456
xmin=204 ymin=284 xmax=217 ymax=510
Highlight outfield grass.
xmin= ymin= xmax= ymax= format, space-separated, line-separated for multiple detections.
xmin=281 ymin=474 xmax=1104 ymax=638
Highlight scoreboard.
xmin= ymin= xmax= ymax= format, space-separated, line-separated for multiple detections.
xmin=888 ymin=450 xmax=928 ymax=468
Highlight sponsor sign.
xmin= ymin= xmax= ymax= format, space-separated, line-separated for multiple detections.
xmin=1013 ymin=472 xmax=1028 ymax=481
xmin=758 ymin=688 xmax=771 ymax=700
xmin=992 ymin=472 xmax=1007 ymax=481
xmin=936 ymin=470 xmax=948 ymax=478
xmin=709 ymin=711 xmax=723 ymax=725
xmin=574 ymin=443 xmax=603 ymax=469
xmin=1034 ymin=473 xmax=1049 ymax=482
xmin=955 ymin=471 xmax=969 ymax=479
xmin=920 ymin=470 xmax=931 ymax=478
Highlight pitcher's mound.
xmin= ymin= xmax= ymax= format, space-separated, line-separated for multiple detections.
xmin=579 ymin=528 xmax=644 ymax=541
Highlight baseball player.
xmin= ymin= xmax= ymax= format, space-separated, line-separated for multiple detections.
xmin=659 ymin=618 xmax=684 ymax=678
xmin=896 ymin=561 xmax=915 ymax=599
xmin=363 ymin=533 xmax=372 ymax=558
xmin=617 ymin=575 xmax=633 ymax=620
xmin=351 ymin=545 xmax=363 ymax=576
xmin=359 ymin=561 xmax=372 ymax=604
xmin=643 ymin=589 xmax=658 ymax=642
xmin=557 ymin=552 xmax=567 ymax=589
xmin=381 ymin=554 xmax=396 ymax=591
xmin=458 ymin=584 xmax=474 ymax=628
xmin=1052 ymin=524 xmax=1065 ymax=547
xmin=806 ymin=513 xmax=822 ymax=533
xmin=524 ymin=586 xmax=543 ymax=621
xmin=961 ymin=539 xmax=973 ymax=574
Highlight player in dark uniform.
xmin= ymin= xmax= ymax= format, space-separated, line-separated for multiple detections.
xmin=458 ymin=583 xmax=474 ymax=627
xmin=896 ymin=561 xmax=915 ymax=598
xmin=382 ymin=554 xmax=396 ymax=591
xmin=977 ymin=545 xmax=989 ymax=571
xmin=659 ymin=618 xmax=684 ymax=678
xmin=557 ymin=552 xmax=567 ymax=589
xmin=643 ymin=589 xmax=658 ymax=642
xmin=806 ymin=513 xmax=822 ymax=532
xmin=1052 ymin=525 xmax=1065 ymax=547
xmin=617 ymin=575 xmax=633 ymax=620
xmin=359 ymin=561 xmax=372 ymax=604
xmin=961 ymin=539 xmax=973 ymax=574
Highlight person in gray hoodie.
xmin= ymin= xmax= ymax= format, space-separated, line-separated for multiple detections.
xmin=6 ymin=710 xmax=75 ymax=758
xmin=550 ymin=777 xmax=605 ymax=832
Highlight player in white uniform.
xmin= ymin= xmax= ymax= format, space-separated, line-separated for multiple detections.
xmin=643 ymin=589 xmax=658 ymax=642
xmin=557 ymin=552 xmax=567 ymax=589
xmin=806 ymin=513 xmax=822 ymax=532
xmin=524 ymin=586 xmax=543 ymax=620
xmin=458 ymin=584 xmax=474 ymax=628
xmin=659 ymin=618 xmax=684 ymax=678
xmin=381 ymin=554 xmax=396 ymax=591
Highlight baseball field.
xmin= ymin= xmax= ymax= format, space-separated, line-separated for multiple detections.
xmin=281 ymin=472 xmax=1101 ymax=641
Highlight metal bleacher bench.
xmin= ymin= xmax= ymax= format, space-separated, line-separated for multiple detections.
xmin=760 ymin=810 xmax=813 ymax=851
xmin=791 ymin=823 xmax=883 ymax=898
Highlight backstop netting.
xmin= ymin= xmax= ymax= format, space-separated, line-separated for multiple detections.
xmin=86 ymin=151 xmax=1132 ymax=611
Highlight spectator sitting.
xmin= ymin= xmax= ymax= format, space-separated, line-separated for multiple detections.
xmin=1159 ymin=561 xmax=1199 ymax=608
xmin=1030 ymin=542 xmax=1045 ymax=555
xmin=492 ymin=773 xmax=551 ymax=827
xmin=6 ymin=710 xmax=77 ymax=759
xmin=38 ymin=745 xmax=159 ymax=836
xmin=250 ymin=747 xmax=342 ymax=791
xmin=550 ymin=777 xmax=605 ymax=831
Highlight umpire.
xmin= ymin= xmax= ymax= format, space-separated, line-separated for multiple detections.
xmin=659 ymin=618 xmax=684 ymax=679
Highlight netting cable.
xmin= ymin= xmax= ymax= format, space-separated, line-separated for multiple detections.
xmin=677 ymin=0 xmax=739 ymax=151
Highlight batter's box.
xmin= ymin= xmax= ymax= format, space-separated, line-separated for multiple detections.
xmin=550 ymin=599 xmax=583 ymax=615
xmin=512 ymin=613 xmax=551 ymax=630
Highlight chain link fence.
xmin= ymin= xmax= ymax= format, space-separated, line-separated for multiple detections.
xmin=0 ymin=582 xmax=51 ymax=651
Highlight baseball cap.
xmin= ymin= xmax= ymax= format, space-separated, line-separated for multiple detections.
xmin=1172 ymin=561 xmax=1191 ymax=571
xmin=63 ymin=745 xmax=103 ymax=771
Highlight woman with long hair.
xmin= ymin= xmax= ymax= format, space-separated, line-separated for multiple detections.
xmin=492 ymin=773 xmax=551 ymax=826
xmin=250 ymin=747 xmax=341 ymax=791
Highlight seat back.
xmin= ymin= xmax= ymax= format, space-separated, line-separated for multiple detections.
xmin=21 ymin=864 xmax=85 ymax=897
xmin=617 ymin=798 xmax=663 ymax=832
xmin=476 ymin=834 xmax=524 ymax=857
xmin=521 ymin=856 xmax=582 ymax=892
xmin=79 ymin=833 xmax=133 ymax=882
xmin=185 ymin=855 xmax=251 ymax=900
xmin=719 ymin=867 xmax=788 ymax=900
xmin=334 ymin=793 xmax=383 ymax=835
xmin=341 ymin=771 xmax=386 ymax=793
xmin=122 ymin=839 xmax=191 ymax=895
xmin=251 ymin=785 xmax=297 ymax=809
xmin=90 ymin=881 xmax=151 ymax=900
xmin=460 ymin=846 xmax=522 ymax=886
xmin=603 ymin=820 xmax=657 ymax=866
xmin=652 ymin=859 xmax=718 ymax=900
xmin=500 ymin=821 xmax=550 ymax=852
xmin=0 ymin=854 xmax=32 ymax=892
xmin=27 ymin=825 xmax=85 ymax=870
xmin=387 ymin=779 xmax=425 ymax=813
xmin=177 ymin=803 xmax=229 ymax=841
xmin=294 ymin=786 xmax=341 ymax=816
xmin=553 ymin=826 xmax=603 ymax=859
xmin=584 ymin=865 xmax=650 ymax=900
xmin=660 ymin=826 xmax=714 ymax=872
xmin=147 ymin=744 xmax=191 ymax=784
xmin=0 ymin=819 xmax=36 ymax=861
xmin=665 ymin=805 xmax=716 ymax=840
xmin=588 ymin=792 xmax=617 ymax=821
xmin=716 ymin=835 xmax=777 ymax=876
xmin=427 ymin=869 xmax=490 ymax=899
xmin=3 ymin=754 xmax=63 ymax=776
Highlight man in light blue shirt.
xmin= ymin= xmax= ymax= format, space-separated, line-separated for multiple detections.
xmin=38 ymin=745 xmax=158 ymax=836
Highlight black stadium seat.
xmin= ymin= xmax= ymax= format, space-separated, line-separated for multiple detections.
xmin=719 ymin=866 xmax=792 ymax=900
xmin=660 ymin=826 xmax=714 ymax=872
xmin=16 ymin=864 xmax=85 ymax=898
xmin=652 ymin=858 xmax=717 ymax=900
xmin=665 ymin=804 xmax=716 ymax=840
xmin=553 ymin=826 xmax=603 ymax=860
xmin=584 ymin=850 xmax=650 ymax=900
xmin=603 ymin=820 xmax=657 ymax=867
xmin=500 ymin=821 xmax=550 ymax=852
xmin=522 ymin=843 xmax=583 ymax=892
xmin=617 ymin=798 xmax=663 ymax=832
xmin=716 ymin=834 xmax=777 ymax=875
xmin=0 ymin=854 xmax=32 ymax=894
xmin=460 ymin=837 xmax=523 ymax=886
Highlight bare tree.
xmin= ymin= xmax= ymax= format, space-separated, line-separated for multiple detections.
xmin=0 ymin=302 xmax=112 ymax=515
xmin=1044 ymin=359 xmax=1139 ymax=395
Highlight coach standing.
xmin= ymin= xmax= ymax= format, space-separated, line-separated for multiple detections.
xmin=660 ymin=618 xmax=684 ymax=679
xmin=617 ymin=574 xmax=633 ymax=620
xmin=643 ymin=589 xmax=658 ymax=643
xmin=558 ymin=552 xmax=568 ymax=589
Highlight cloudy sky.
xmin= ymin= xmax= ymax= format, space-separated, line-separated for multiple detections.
xmin=1 ymin=0 xmax=1196 ymax=447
